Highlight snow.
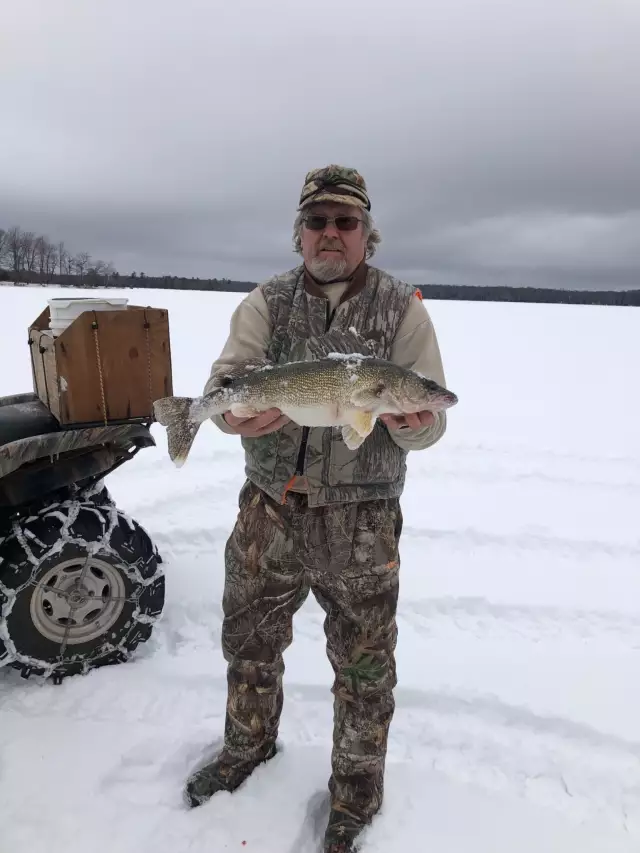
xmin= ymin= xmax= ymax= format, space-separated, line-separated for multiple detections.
xmin=1 ymin=283 xmax=639 ymax=852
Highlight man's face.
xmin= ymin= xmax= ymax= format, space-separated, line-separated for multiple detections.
xmin=300 ymin=201 xmax=367 ymax=281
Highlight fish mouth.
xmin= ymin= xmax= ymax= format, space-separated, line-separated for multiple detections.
xmin=428 ymin=394 xmax=458 ymax=411
xmin=437 ymin=390 xmax=459 ymax=408
xmin=399 ymin=381 xmax=459 ymax=413
xmin=419 ymin=391 xmax=458 ymax=411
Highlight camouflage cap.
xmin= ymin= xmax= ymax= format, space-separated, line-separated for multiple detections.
xmin=298 ymin=164 xmax=371 ymax=211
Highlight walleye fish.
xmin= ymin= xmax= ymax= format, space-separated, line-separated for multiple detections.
xmin=153 ymin=353 xmax=458 ymax=467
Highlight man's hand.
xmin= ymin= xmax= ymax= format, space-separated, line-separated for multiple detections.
xmin=223 ymin=408 xmax=290 ymax=437
xmin=379 ymin=411 xmax=435 ymax=431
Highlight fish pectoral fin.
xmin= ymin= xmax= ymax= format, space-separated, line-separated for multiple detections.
xmin=349 ymin=409 xmax=376 ymax=437
xmin=341 ymin=409 xmax=376 ymax=448
xmin=341 ymin=425 xmax=367 ymax=450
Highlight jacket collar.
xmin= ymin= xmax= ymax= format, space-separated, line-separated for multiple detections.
xmin=303 ymin=258 xmax=368 ymax=305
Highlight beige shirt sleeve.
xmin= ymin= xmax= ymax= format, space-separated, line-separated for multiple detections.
xmin=384 ymin=294 xmax=448 ymax=451
xmin=202 ymin=287 xmax=273 ymax=434
xmin=203 ymin=286 xmax=449 ymax=451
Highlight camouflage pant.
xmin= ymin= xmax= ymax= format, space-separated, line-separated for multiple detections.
xmin=220 ymin=478 xmax=402 ymax=824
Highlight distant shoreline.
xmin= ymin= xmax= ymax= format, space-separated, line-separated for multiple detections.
xmin=1 ymin=277 xmax=638 ymax=307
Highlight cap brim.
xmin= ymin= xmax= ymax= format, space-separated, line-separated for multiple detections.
xmin=298 ymin=193 xmax=368 ymax=211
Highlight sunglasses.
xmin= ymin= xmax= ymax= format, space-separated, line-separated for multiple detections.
xmin=303 ymin=214 xmax=362 ymax=232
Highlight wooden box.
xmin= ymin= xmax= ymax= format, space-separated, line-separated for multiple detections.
xmin=28 ymin=304 xmax=173 ymax=427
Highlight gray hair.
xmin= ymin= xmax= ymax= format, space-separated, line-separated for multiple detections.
xmin=292 ymin=208 xmax=381 ymax=258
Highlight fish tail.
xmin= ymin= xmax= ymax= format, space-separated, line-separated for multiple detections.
xmin=152 ymin=395 xmax=201 ymax=467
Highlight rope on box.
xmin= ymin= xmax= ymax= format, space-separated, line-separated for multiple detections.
xmin=91 ymin=312 xmax=108 ymax=427
xmin=143 ymin=309 xmax=153 ymax=416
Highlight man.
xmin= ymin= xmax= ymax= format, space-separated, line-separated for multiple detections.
xmin=185 ymin=165 xmax=449 ymax=852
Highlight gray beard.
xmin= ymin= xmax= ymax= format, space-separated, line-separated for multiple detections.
xmin=307 ymin=255 xmax=348 ymax=282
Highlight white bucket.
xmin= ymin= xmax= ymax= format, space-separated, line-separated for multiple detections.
xmin=48 ymin=297 xmax=128 ymax=336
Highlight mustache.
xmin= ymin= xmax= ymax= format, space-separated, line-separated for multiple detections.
xmin=318 ymin=241 xmax=344 ymax=251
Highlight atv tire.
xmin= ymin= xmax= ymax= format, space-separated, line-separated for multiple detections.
xmin=0 ymin=497 xmax=164 ymax=682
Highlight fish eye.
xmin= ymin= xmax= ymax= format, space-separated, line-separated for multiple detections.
xmin=220 ymin=375 xmax=233 ymax=388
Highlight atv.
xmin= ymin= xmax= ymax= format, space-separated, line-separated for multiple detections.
xmin=0 ymin=391 xmax=165 ymax=684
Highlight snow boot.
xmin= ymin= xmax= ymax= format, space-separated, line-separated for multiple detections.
xmin=323 ymin=808 xmax=367 ymax=852
xmin=184 ymin=741 xmax=277 ymax=808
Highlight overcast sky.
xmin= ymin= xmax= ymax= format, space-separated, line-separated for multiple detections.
xmin=2 ymin=0 xmax=639 ymax=289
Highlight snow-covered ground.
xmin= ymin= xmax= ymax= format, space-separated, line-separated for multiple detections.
xmin=1 ymin=283 xmax=639 ymax=852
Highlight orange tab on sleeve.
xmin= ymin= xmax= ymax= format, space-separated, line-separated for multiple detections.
xmin=415 ymin=288 xmax=423 ymax=300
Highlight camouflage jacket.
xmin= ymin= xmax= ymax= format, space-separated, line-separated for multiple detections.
xmin=238 ymin=262 xmax=420 ymax=506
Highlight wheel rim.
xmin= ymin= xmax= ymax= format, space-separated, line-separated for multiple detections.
xmin=30 ymin=557 xmax=127 ymax=646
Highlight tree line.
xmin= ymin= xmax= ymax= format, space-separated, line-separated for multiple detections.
xmin=417 ymin=283 xmax=639 ymax=306
xmin=1 ymin=222 xmax=638 ymax=306
xmin=0 ymin=225 xmax=116 ymax=286
xmin=0 ymin=223 xmax=250 ymax=291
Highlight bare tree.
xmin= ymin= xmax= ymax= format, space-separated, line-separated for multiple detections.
xmin=21 ymin=231 xmax=37 ymax=279
xmin=1 ymin=224 xmax=119 ymax=285
xmin=35 ymin=235 xmax=58 ymax=281
xmin=34 ymin=236 xmax=58 ymax=283
xmin=6 ymin=226 xmax=26 ymax=280
xmin=47 ymin=248 xmax=59 ymax=282
xmin=57 ymin=241 xmax=68 ymax=277
xmin=73 ymin=251 xmax=91 ymax=283
xmin=64 ymin=250 xmax=74 ymax=276
xmin=0 ymin=228 xmax=7 ymax=268
xmin=86 ymin=260 xmax=117 ymax=286
xmin=35 ymin=235 xmax=47 ymax=276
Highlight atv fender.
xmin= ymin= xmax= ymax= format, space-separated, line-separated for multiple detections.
xmin=0 ymin=423 xmax=155 ymax=509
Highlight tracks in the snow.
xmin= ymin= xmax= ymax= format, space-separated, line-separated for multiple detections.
xmin=387 ymin=688 xmax=640 ymax=833
xmin=88 ymin=440 xmax=640 ymax=835
xmin=400 ymin=524 xmax=640 ymax=560
xmin=401 ymin=595 xmax=640 ymax=644
xmin=3 ymin=630 xmax=640 ymax=836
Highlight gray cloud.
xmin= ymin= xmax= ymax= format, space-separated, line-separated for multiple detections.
xmin=2 ymin=0 xmax=639 ymax=289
